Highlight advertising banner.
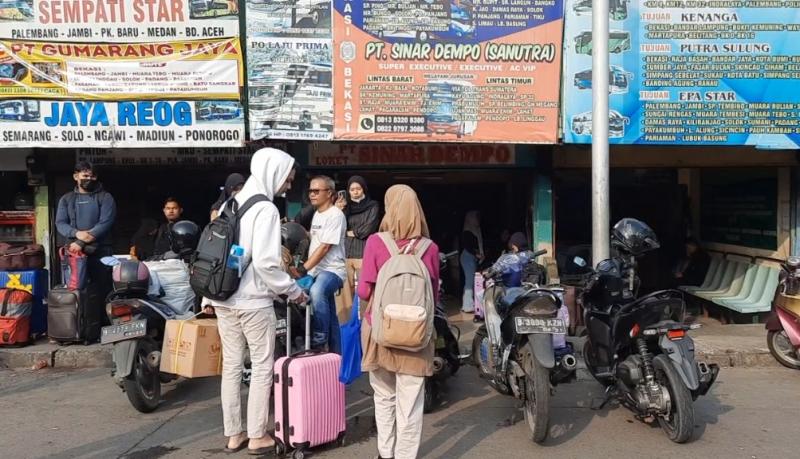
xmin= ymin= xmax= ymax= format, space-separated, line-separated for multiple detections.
xmin=0 ymin=0 xmax=239 ymax=42
xmin=308 ymin=142 xmax=515 ymax=167
xmin=332 ymin=0 xmax=564 ymax=143
xmin=0 ymin=99 xmax=244 ymax=147
xmin=246 ymin=0 xmax=331 ymax=38
xmin=562 ymin=1 xmax=800 ymax=148
xmin=247 ymin=37 xmax=332 ymax=140
xmin=0 ymin=39 xmax=242 ymax=100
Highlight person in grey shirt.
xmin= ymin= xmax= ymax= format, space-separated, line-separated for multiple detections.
xmin=55 ymin=161 xmax=116 ymax=294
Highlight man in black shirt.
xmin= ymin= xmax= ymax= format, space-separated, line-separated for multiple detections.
xmin=674 ymin=238 xmax=711 ymax=287
xmin=153 ymin=197 xmax=183 ymax=257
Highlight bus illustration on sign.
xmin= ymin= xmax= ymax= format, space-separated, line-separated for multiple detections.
xmin=189 ymin=0 xmax=238 ymax=19
xmin=0 ymin=0 xmax=33 ymax=19
xmin=571 ymin=110 xmax=629 ymax=138
xmin=574 ymin=30 xmax=631 ymax=55
xmin=0 ymin=62 xmax=27 ymax=82
xmin=196 ymin=101 xmax=242 ymax=121
xmin=423 ymin=79 xmax=478 ymax=138
xmin=574 ymin=66 xmax=634 ymax=94
xmin=0 ymin=100 xmax=39 ymax=121
xmin=573 ymin=0 xmax=629 ymax=21
xmin=249 ymin=62 xmax=332 ymax=137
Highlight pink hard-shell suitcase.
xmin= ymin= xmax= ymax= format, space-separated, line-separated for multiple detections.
xmin=274 ymin=301 xmax=346 ymax=457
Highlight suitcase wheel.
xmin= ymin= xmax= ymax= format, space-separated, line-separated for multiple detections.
xmin=292 ymin=451 xmax=305 ymax=459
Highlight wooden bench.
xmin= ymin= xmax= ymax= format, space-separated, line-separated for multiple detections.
xmin=679 ymin=253 xmax=780 ymax=320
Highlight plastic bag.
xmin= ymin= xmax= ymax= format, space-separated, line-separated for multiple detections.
xmin=144 ymin=260 xmax=196 ymax=315
xmin=339 ymin=292 xmax=362 ymax=385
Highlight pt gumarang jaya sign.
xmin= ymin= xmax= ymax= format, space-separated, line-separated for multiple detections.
xmin=308 ymin=143 xmax=516 ymax=167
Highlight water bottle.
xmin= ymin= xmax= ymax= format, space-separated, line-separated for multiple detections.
xmin=227 ymin=244 xmax=245 ymax=277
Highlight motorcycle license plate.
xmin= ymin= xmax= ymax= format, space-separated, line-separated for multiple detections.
xmin=101 ymin=319 xmax=147 ymax=345
xmin=276 ymin=318 xmax=287 ymax=336
xmin=514 ymin=317 xmax=566 ymax=335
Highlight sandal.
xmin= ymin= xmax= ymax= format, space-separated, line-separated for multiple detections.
xmin=224 ymin=436 xmax=248 ymax=454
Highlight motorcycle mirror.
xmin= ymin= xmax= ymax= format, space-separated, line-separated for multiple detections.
xmin=100 ymin=256 xmax=122 ymax=267
xmin=573 ymin=256 xmax=587 ymax=267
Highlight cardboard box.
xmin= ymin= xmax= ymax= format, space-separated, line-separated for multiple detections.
xmin=160 ymin=318 xmax=222 ymax=378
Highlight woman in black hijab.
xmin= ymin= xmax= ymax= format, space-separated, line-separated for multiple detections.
xmin=335 ymin=175 xmax=380 ymax=319
xmin=210 ymin=173 xmax=246 ymax=221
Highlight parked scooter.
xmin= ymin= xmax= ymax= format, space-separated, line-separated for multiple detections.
xmin=579 ymin=218 xmax=719 ymax=443
xmin=472 ymin=249 xmax=577 ymax=443
xmin=425 ymin=251 xmax=469 ymax=413
xmin=102 ymin=221 xmax=201 ymax=413
xmin=765 ymin=256 xmax=800 ymax=369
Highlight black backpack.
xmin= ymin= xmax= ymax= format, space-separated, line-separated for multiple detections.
xmin=190 ymin=195 xmax=267 ymax=301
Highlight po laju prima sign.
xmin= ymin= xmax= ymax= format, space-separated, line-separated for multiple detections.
xmin=308 ymin=143 xmax=515 ymax=167
xmin=0 ymin=0 xmax=240 ymax=42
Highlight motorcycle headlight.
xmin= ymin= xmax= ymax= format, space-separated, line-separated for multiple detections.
xmin=519 ymin=295 xmax=559 ymax=317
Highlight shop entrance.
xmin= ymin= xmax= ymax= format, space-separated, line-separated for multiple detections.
xmin=306 ymin=168 xmax=535 ymax=291
xmin=311 ymin=169 xmax=532 ymax=255
xmin=554 ymin=169 xmax=686 ymax=291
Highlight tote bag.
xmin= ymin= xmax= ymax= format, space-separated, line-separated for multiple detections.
xmin=339 ymin=291 xmax=362 ymax=385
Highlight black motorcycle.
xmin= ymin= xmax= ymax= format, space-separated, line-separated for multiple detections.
xmin=425 ymin=251 xmax=469 ymax=413
xmin=580 ymin=218 xmax=719 ymax=443
xmin=103 ymin=222 xmax=203 ymax=413
xmin=105 ymin=290 xmax=192 ymax=412
xmin=472 ymin=249 xmax=577 ymax=443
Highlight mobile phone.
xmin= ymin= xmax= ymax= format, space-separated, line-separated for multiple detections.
xmin=337 ymin=190 xmax=346 ymax=201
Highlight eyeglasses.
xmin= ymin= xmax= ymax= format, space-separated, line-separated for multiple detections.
xmin=308 ymin=188 xmax=330 ymax=195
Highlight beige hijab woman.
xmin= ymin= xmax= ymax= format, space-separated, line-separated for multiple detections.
xmin=379 ymin=184 xmax=430 ymax=240
xmin=360 ymin=184 xmax=438 ymax=459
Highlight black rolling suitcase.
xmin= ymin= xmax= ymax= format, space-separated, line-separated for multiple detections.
xmin=47 ymin=285 xmax=103 ymax=344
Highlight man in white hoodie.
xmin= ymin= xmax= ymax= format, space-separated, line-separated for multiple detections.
xmin=207 ymin=148 xmax=307 ymax=454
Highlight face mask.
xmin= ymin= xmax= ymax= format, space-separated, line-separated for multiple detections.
xmin=80 ymin=179 xmax=98 ymax=191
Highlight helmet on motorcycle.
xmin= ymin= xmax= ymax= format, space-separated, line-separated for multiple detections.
xmin=611 ymin=218 xmax=660 ymax=256
xmin=168 ymin=220 xmax=200 ymax=256
xmin=281 ymin=222 xmax=309 ymax=257
xmin=112 ymin=260 xmax=150 ymax=293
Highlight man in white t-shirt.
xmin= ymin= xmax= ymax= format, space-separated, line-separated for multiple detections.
xmin=292 ymin=175 xmax=347 ymax=353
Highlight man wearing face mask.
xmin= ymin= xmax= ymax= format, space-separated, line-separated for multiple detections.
xmin=55 ymin=161 xmax=117 ymax=296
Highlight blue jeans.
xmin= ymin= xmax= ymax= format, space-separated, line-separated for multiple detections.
xmin=309 ymin=270 xmax=344 ymax=354
xmin=461 ymin=251 xmax=478 ymax=312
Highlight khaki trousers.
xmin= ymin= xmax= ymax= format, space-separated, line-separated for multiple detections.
xmin=370 ymin=368 xmax=426 ymax=459
xmin=216 ymin=306 xmax=276 ymax=438
xmin=335 ymin=258 xmax=362 ymax=324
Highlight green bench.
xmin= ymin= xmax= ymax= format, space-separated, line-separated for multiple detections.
xmin=679 ymin=254 xmax=779 ymax=315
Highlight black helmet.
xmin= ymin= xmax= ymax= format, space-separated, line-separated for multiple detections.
xmin=168 ymin=220 xmax=200 ymax=256
xmin=611 ymin=218 xmax=660 ymax=256
xmin=112 ymin=260 xmax=150 ymax=293
xmin=281 ymin=222 xmax=309 ymax=258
